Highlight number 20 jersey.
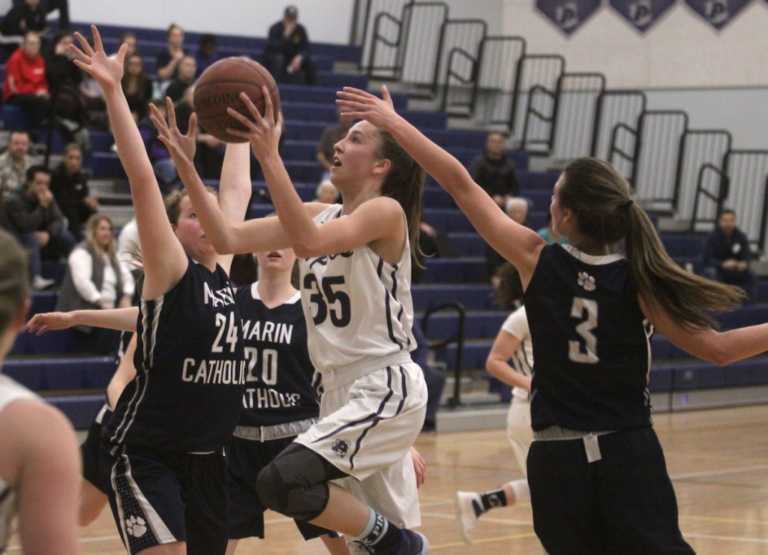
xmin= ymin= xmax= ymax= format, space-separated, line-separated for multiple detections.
xmin=298 ymin=204 xmax=417 ymax=374
xmin=524 ymin=244 xmax=653 ymax=432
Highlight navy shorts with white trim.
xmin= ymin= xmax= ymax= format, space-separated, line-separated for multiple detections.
xmin=108 ymin=447 xmax=228 ymax=555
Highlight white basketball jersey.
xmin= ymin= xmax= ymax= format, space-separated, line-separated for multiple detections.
xmin=298 ymin=204 xmax=416 ymax=374
xmin=501 ymin=306 xmax=534 ymax=400
xmin=0 ymin=375 xmax=36 ymax=553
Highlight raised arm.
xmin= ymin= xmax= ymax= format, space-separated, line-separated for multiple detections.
xmin=337 ymin=86 xmax=545 ymax=284
xmin=27 ymin=306 xmax=139 ymax=335
xmin=216 ymin=142 xmax=253 ymax=273
xmin=226 ymin=90 xmax=402 ymax=258
xmin=642 ymin=297 xmax=768 ymax=366
xmin=70 ymin=26 xmax=187 ymax=300
xmin=150 ymin=95 xmax=325 ymax=255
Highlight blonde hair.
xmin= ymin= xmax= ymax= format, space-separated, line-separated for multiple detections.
xmin=84 ymin=214 xmax=116 ymax=256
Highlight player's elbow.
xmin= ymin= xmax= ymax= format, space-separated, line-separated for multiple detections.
xmin=703 ymin=335 xmax=731 ymax=366
xmin=485 ymin=356 xmax=502 ymax=378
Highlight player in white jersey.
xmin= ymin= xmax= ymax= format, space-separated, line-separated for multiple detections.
xmin=455 ymin=267 xmax=533 ymax=543
xmin=152 ymin=86 xmax=429 ymax=554
xmin=0 ymin=230 xmax=81 ymax=555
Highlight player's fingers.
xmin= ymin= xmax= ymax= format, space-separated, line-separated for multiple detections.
xmin=187 ymin=112 xmax=198 ymax=139
xmin=71 ymin=58 xmax=92 ymax=74
xmin=73 ymin=31 xmax=94 ymax=56
xmin=91 ymin=24 xmax=105 ymax=54
xmin=238 ymin=92 xmax=263 ymax=123
xmin=341 ymin=86 xmax=375 ymax=100
xmin=226 ymin=107 xmax=257 ymax=131
xmin=262 ymin=86 xmax=275 ymax=124
xmin=336 ymin=90 xmax=371 ymax=104
xmin=148 ymin=105 xmax=168 ymax=131
xmin=381 ymin=85 xmax=394 ymax=108
xmin=225 ymin=128 xmax=252 ymax=141
xmin=165 ymin=96 xmax=177 ymax=129
xmin=115 ymin=42 xmax=129 ymax=66
xmin=68 ymin=44 xmax=90 ymax=64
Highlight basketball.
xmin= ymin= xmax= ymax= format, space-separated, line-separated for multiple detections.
xmin=193 ymin=57 xmax=281 ymax=143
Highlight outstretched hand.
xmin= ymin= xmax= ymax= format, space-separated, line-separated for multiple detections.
xmin=225 ymin=87 xmax=283 ymax=162
xmin=69 ymin=24 xmax=127 ymax=92
xmin=149 ymin=97 xmax=198 ymax=167
xmin=26 ymin=312 xmax=76 ymax=335
xmin=335 ymin=85 xmax=399 ymax=130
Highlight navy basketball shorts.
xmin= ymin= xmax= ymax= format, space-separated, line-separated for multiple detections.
xmin=227 ymin=435 xmax=337 ymax=541
xmin=527 ymin=426 xmax=695 ymax=555
xmin=80 ymin=405 xmax=114 ymax=494
xmin=108 ymin=446 xmax=228 ymax=555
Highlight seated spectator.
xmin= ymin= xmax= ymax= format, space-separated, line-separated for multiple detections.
xmin=164 ymin=55 xmax=196 ymax=102
xmin=195 ymin=33 xmax=219 ymax=75
xmin=119 ymin=31 xmax=138 ymax=58
xmin=262 ymin=5 xmax=316 ymax=85
xmin=56 ymin=214 xmax=133 ymax=354
xmin=122 ymin=53 xmax=153 ymax=119
xmin=2 ymin=165 xmax=74 ymax=289
xmin=315 ymin=180 xmax=339 ymax=204
xmin=487 ymin=196 xmax=528 ymax=280
xmin=46 ymin=32 xmax=89 ymax=150
xmin=3 ymin=32 xmax=51 ymax=127
xmin=316 ymin=111 xmax=351 ymax=182
xmin=469 ymin=131 xmax=520 ymax=209
xmin=156 ymin=23 xmax=186 ymax=83
xmin=79 ymin=72 xmax=106 ymax=128
xmin=117 ymin=218 xmax=142 ymax=284
xmin=9 ymin=0 xmax=69 ymax=30
xmin=700 ymin=208 xmax=754 ymax=296
xmin=0 ymin=130 xmax=33 ymax=196
xmin=1 ymin=0 xmax=47 ymax=39
xmin=173 ymin=85 xmax=224 ymax=179
xmin=50 ymin=143 xmax=97 ymax=238
xmin=141 ymin=100 xmax=176 ymax=189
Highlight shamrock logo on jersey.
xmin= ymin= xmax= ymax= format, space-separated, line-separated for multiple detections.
xmin=577 ymin=272 xmax=596 ymax=292
xmin=126 ymin=515 xmax=148 ymax=538
xmin=332 ymin=439 xmax=349 ymax=458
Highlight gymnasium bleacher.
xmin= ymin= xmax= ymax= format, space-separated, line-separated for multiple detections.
xmin=5 ymin=21 xmax=768 ymax=430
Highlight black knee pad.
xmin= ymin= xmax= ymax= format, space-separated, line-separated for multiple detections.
xmin=256 ymin=443 xmax=346 ymax=521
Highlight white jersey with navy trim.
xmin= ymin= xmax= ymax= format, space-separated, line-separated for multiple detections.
xmin=0 ymin=375 xmax=37 ymax=553
xmin=501 ymin=306 xmax=534 ymax=400
xmin=298 ymin=204 xmax=417 ymax=375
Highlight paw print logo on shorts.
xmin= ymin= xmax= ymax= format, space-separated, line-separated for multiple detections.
xmin=577 ymin=272 xmax=596 ymax=292
xmin=332 ymin=439 xmax=349 ymax=458
xmin=125 ymin=515 xmax=148 ymax=538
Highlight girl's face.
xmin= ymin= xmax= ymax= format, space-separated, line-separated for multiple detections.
xmin=330 ymin=121 xmax=389 ymax=189
xmin=127 ymin=55 xmax=143 ymax=76
xmin=254 ymin=248 xmax=296 ymax=276
xmin=94 ymin=219 xmax=113 ymax=249
xmin=174 ymin=195 xmax=216 ymax=262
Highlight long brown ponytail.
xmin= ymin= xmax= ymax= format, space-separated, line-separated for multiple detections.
xmin=560 ymin=157 xmax=744 ymax=329
xmin=376 ymin=129 xmax=426 ymax=267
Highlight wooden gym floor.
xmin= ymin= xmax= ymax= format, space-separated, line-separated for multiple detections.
xmin=10 ymin=404 xmax=768 ymax=554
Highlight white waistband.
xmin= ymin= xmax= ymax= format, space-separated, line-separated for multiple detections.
xmin=320 ymin=352 xmax=414 ymax=390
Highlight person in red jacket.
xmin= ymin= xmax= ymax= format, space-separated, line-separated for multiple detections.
xmin=3 ymin=32 xmax=51 ymax=127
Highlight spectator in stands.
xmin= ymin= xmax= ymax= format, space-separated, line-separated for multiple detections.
xmin=119 ymin=31 xmax=138 ymax=58
xmin=263 ymin=5 xmax=316 ymax=85
xmin=0 ymin=130 xmax=33 ymax=196
xmin=141 ymin=99 xmax=177 ymax=189
xmin=46 ymin=32 xmax=89 ymax=150
xmin=173 ymin=85 xmax=225 ymax=179
xmin=122 ymin=53 xmax=153 ymax=119
xmin=469 ymin=131 xmax=520 ymax=209
xmin=487 ymin=196 xmax=528 ymax=281
xmin=3 ymin=165 xmax=74 ymax=289
xmin=164 ymin=55 xmax=196 ymax=103
xmin=3 ymin=32 xmax=51 ymax=128
xmin=411 ymin=323 xmax=445 ymax=432
xmin=700 ymin=208 xmax=754 ymax=296
xmin=195 ymin=33 xmax=219 ymax=75
xmin=117 ymin=217 xmax=142 ymax=285
xmin=9 ymin=0 xmax=69 ymax=31
xmin=56 ymin=213 xmax=133 ymax=354
xmin=50 ymin=143 xmax=97 ymax=238
xmin=45 ymin=32 xmax=79 ymax=89
xmin=316 ymin=111 xmax=351 ymax=181
xmin=315 ymin=180 xmax=339 ymax=204
xmin=1 ymin=0 xmax=47 ymax=40
xmin=156 ymin=23 xmax=186 ymax=82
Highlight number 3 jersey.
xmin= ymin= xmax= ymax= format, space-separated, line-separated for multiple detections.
xmin=106 ymin=259 xmax=246 ymax=453
xmin=298 ymin=204 xmax=417 ymax=374
xmin=235 ymin=283 xmax=319 ymax=427
xmin=524 ymin=244 xmax=653 ymax=432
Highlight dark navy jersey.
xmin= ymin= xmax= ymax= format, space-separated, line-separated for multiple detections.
xmin=106 ymin=259 xmax=247 ymax=453
xmin=524 ymin=244 xmax=652 ymax=432
xmin=235 ymin=283 xmax=319 ymax=427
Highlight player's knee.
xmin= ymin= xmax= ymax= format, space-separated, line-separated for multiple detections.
xmin=256 ymin=461 xmax=286 ymax=513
